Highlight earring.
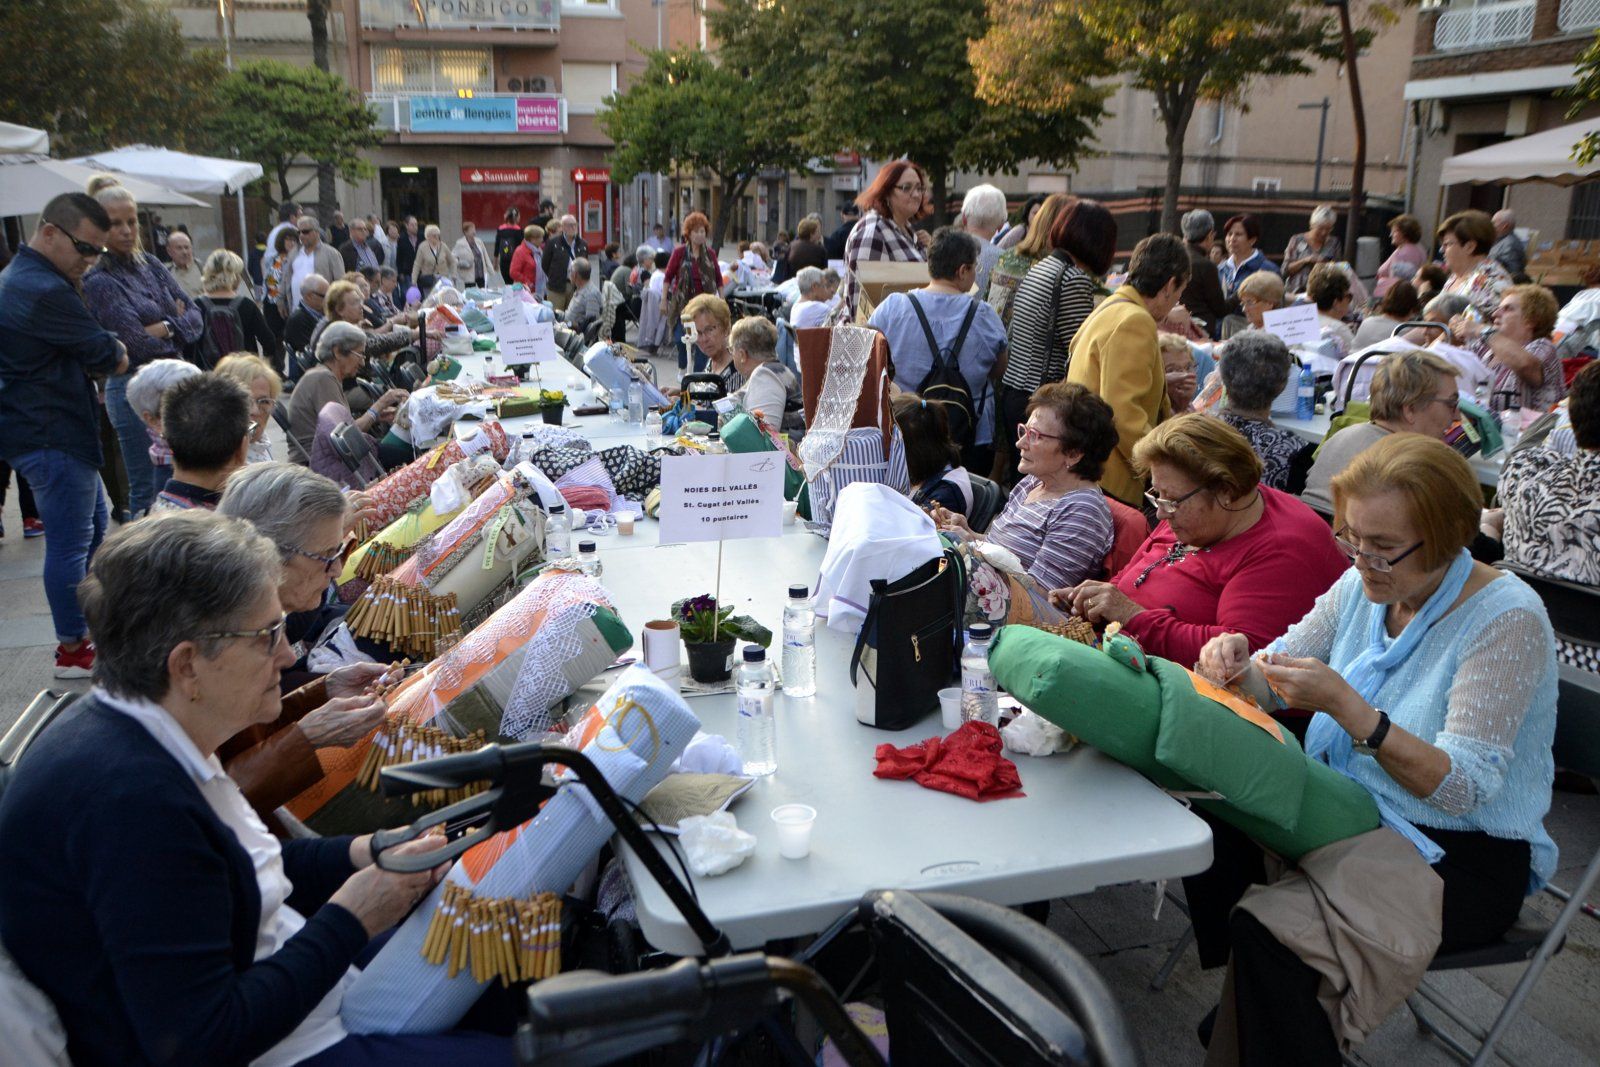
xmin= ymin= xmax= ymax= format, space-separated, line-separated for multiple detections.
xmin=191 ymin=689 xmax=201 ymax=703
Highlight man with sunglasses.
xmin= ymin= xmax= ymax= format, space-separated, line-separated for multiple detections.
xmin=1302 ymin=349 xmax=1461 ymax=515
xmin=0 ymin=193 xmax=128 ymax=678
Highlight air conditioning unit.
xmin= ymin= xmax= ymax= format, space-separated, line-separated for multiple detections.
xmin=507 ymin=78 xmax=523 ymax=91
xmin=1252 ymin=177 xmax=1282 ymax=194
xmin=527 ymin=77 xmax=549 ymax=93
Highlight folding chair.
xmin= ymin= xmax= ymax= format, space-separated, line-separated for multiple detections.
xmin=965 ymin=473 xmax=1004 ymax=533
xmin=0 ymin=691 xmax=79 ymax=799
xmin=270 ymin=398 xmax=292 ymax=436
xmin=329 ymin=422 xmax=384 ymax=487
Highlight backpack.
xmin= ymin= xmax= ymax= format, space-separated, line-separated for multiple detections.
xmin=907 ymin=293 xmax=983 ymax=448
xmin=193 ymin=294 xmax=247 ymax=370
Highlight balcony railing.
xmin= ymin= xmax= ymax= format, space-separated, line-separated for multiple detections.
xmin=1433 ymin=0 xmax=1537 ymax=50
xmin=367 ymin=92 xmax=568 ymax=135
xmin=360 ymin=0 xmax=558 ymax=33
xmin=1560 ymin=0 xmax=1600 ymax=32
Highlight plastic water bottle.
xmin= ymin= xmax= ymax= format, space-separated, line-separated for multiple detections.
xmin=781 ymin=584 xmax=816 ymax=698
xmin=644 ymin=409 xmax=663 ymax=442
xmin=1295 ymin=362 xmax=1316 ymax=421
xmin=627 ymin=381 xmax=645 ymax=424
xmin=736 ymin=646 xmax=777 ymax=776
xmin=545 ymin=503 xmax=570 ymax=558
xmin=1501 ymin=407 xmax=1523 ymax=451
xmin=960 ymin=623 xmax=998 ymax=726
xmin=608 ymin=386 xmax=626 ymax=422
xmin=575 ymin=539 xmax=602 ymax=577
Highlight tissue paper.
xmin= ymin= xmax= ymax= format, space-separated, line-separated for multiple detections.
xmin=679 ymin=811 xmax=757 ymax=876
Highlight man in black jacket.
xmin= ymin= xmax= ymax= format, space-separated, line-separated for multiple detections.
xmin=823 ymin=203 xmax=861 ymax=259
xmin=395 ymin=216 xmax=420 ymax=280
xmin=283 ymin=275 xmax=328 ymax=373
xmin=541 ymin=215 xmax=588 ymax=312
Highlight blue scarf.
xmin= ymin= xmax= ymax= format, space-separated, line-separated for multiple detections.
xmin=1304 ymin=549 xmax=1475 ymax=865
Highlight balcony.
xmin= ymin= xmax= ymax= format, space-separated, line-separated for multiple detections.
xmin=367 ymin=92 xmax=569 ymax=135
xmin=1432 ymin=0 xmax=1537 ymax=50
xmin=360 ymin=0 xmax=558 ymax=33
xmin=1560 ymin=0 xmax=1600 ymax=32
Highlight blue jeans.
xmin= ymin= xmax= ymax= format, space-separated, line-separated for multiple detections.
xmin=9 ymin=449 xmax=109 ymax=643
xmin=105 ymin=373 xmax=157 ymax=516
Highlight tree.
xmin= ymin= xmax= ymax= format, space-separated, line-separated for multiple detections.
xmin=0 ymin=0 xmax=222 ymax=157
xmin=306 ymin=0 xmax=339 ymax=220
xmin=971 ymin=0 xmax=1355 ymax=235
xmin=203 ymin=61 xmax=385 ymax=208
xmin=1564 ymin=29 xmax=1600 ymax=165
xmin=713 ymin=0 xmax=1106 ymax=225
xmin=599 ymin=49 xmax=812 ymax=248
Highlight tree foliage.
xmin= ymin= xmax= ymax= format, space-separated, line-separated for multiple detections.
xmin=971 ymin=0 xmax=1359 ymax=233
xmin=599 ymin=49 xmax=811 ymax=247
xmin=1564 ymin=29 xmax=1600 ymax=165
xmin=202 ymin=61 xmax=385 ymax=206
xmin=0 ymin=0 xmax=223 ymax=157
xmin=713 ymin=0 xmax=1107 ymax=222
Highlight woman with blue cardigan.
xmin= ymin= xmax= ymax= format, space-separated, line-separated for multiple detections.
xmin=0 ymin=511 xmax=513 ymax=1066
xmin=1194 ymin=433 xmax=1559 ymax=1066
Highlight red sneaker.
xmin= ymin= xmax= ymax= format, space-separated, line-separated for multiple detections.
xmin=23 ymin=518 xmax=44 ymax=539
xmin=53 ymin=643 xmax=95 ymax=679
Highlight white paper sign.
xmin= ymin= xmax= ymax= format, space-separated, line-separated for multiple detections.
xmin=1262 ymin=303 xmax=1321 ymax=347
xmin=490 ymin=298 xmax=561 ymax=365
xmin=657 ymin=454 xmax=786 ymax=544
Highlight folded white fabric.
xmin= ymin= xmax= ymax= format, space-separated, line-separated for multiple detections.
xmin=814 ymin=482 xmax=941 ymax=635
xmin=1001 ymin=709 xmax=1073 ymax=757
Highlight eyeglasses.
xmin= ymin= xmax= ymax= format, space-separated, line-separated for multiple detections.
xmin=199 ymin=612 xmax=287 ymax=652
xmin=894 ymin=183 xmax=926 ymax=196
xmin=305 ymin=289 xmax=328 ymax=301
xmin=298 ymin=227 xmax=316 ymax=235
xmin=1144 ymin=484 xmax=1207 ymax=515
xmin=1334 ymin=527 xmax=1424 ymax=573
xmin=253 ymin=396 xmax=276 ymax=410
xmin=1016 ymin=424 xmax=1062 ymax=445
xmin=52 ymin=225 xmax=106 ymax=257
xmin=281 ymin=542 xmax=345 ymax=573
xmin=1424 ymin=393 xmax=1460 ymax=412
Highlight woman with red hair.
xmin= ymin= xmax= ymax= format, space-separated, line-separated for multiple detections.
xmin=662 ymin=211 xmax=724 ymax=370
xmin=841 ymin=160 xmax=932 ymax=320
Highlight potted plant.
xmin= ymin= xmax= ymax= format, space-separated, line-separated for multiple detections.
xmin=673 ymin=595 xmax=771 ymax=683
xmin=539 ymin=389 xmax=566 ymax=425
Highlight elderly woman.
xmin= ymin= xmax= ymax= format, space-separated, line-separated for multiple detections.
xmin=1352 ymin=280 xmax=1421 ymax=349
xmin=958 ymin=183 xmax=1008 ymax=295
xmin=1193 ymin=434 xmax=1557 ymax=1066
xmin=508 ymin=224 xmax=545 ymax=295
xmin=1218 ymin=213 xmax=1279 ymax=309
xmin=790 ymin=266 xmax=840 ymax=329
xmin=1452 ymin=282 xmax=1566 ymax=416
xmin=410 ymin=223 xmax=456 ymax=293
xmin=984 ymin=192 xmax=1072 ymax=325
xmin=1301 ymin=348 xmax=1461 ymax=514
xmin=215 ymin=352 xmax=285 ymax=464
xmin=308 ymin=280 xmax=420 ymax=368
xmin=678 ymin=293 xmax=743 ymax=396
xmin=1375 ymin=213 xmax=1427 ymax=300
xmin=125 ymin=358 xmax=200 ymax=493
xmin=728 ymin=316 xmax=803 ymax=436
xmin=199 ymin=248 xmax=281 ymax=364
xmin=1056 ymin=414 xmax=1347 ymax=668
xmin=1159 ymin=332 xmax=1198 ymax=413
xmin=662 ymin=212 xmax=724 ymax=368
xmin=287 ymin=321 xmax=407 ymax=466
xmin=894 ymin=392 xmax=972 ymax=515
xmin=451 ymin=221 xmax=495 ymax=289
xmin=935 ymin=382 xmax=1116 ymax=591
xmin=0 ymin=510 xmax=513 ymax=1066
xmin=1438 ymin=209 xmax=1513 ymax=320
xmin=83 ymin=185 xmax=204 ymax=517
xmin=1213 ymin=331 xmax=1316 ymax=492
xmin=1221 ymin=269 xmax=1285 ymax=341
xmin=840 ymin=159 xmax=933 ymax=320
xmin=1281 ymin=204 xmax=1344 ymax=297
xmin=1306 ymin=262 xmax=1356 ymax=358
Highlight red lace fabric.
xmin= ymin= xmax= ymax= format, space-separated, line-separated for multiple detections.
xmin=873 ymin=721 xmax=1024 ymax=801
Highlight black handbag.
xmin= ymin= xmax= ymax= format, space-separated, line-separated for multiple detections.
xmin=849 ymin=546 xmax=966 ymax=730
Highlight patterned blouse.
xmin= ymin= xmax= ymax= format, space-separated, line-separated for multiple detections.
xmin=1444 ymin=258 xmax=1513 ymax=321
xmin=841 ymin=209 xmax=925 ymax=321
xmin=984 ymin=479 xmax=1113 ymax=591
xmin=1282 ymin=231 xmax=1344 ymax=295
xmin=1218 ymin=411 xmax=1311 ymax=492
xmin=1470 ymin=335 xmax=1566 ymax=415
xmin=1500 ymin=446 xmax=1600 ymax=588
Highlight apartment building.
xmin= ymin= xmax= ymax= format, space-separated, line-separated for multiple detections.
xmin=1406 ymin=0 xmax=1600 ymax=238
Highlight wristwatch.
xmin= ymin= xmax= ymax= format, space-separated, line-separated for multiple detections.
xmin=1352 ymin=709 xmax=1391 ymax=757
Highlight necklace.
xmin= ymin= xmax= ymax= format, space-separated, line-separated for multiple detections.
xmin=1132 ymin=542 xmax=1207 ymax=588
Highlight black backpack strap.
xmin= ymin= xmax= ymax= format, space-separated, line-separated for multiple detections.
xmin=906 ymin=293 xmax=943 ymax=369
xmin=948 ymin=301 xmax=978 ymax=370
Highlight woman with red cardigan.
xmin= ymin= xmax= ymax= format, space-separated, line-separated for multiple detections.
xmin=1053 ymin=414 xmax=1347 ymax=678
xmin=661 ymin=211 xmax=723 ymax=371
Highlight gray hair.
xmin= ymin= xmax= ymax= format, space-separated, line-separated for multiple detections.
xmin=79 ymin=511 xmax=281 ymax=701
xmin=1493 ymin=209 xmax=1515 ymax=227
xmin=822 ymin=267 xmax=841 ymax=286
xmin=219 ymin=462 xmax=349 ymax=552
xmin=1310 ymin=204 xmax=1337 ymax=229
xmin=634 ymin=243 xmax=655 ymax=263
xmin=298 ymin=213 xmax=320 ymax=230
xmin=126 ymin=359 xmax=201 ymax=420
xmin=316 ymin=320 xmax=367 ymax=363
xmin=1424 ymin=293 xmax=1472 ymax=321
xmin=959 ymin=184 xmax=1008 ymax=232
xmin=796 ymin=266 xmax=826 ymax=296
xmin=1181 ymin=209 xmax=1215 ymax=243
xmin=424 ymin=224 xmax=441 ymax=240
xmin=1219 ymin=331 xmax=1293 ymax=412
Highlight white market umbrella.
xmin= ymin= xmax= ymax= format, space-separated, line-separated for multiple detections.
xmin=1439 ymin=119 xmax=1600 ymax=187
xmin=0 ymin=122 xmax=49 ymax=156
xmin=70 ymin=145 xmax=264 ymax=255
xmin=0 ymin=156 xmax=205 ymax=216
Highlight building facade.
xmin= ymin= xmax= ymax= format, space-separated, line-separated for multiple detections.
xmin=1406 ymin=0 xmax=1599 ymax=240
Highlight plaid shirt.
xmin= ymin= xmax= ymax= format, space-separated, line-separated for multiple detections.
xmin=840 ymin=209 xmax=925 ymax=320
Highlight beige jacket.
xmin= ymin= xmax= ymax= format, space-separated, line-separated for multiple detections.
xmin=1205 ymin=827 xmax=1443 ymax=1065
xmin=412 ymin=240 xmax=457 ymax=286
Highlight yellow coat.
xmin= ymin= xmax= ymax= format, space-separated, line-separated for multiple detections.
xmin=1066 ymin=284 xmax=1171 ymax=507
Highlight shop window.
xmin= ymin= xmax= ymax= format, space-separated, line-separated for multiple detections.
xmin=372 ymin=47 xmax=493 ymax=94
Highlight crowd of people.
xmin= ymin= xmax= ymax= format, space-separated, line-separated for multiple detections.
xmin=0 ymin=158 xmax=1593 ymax=1067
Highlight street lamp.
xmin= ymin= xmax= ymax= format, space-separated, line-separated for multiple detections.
xmin=1325 ymin=0 xmax=1366 ymax=255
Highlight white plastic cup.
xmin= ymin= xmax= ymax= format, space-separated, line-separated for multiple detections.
xmin=771 ymin=804 xmax=817 ymax=859
xmin=642 ymin=619 xmax=682 ymax=684
xmin=782 ymin=500 xmax=799 ymax=526
xmin=938 ymin=687 xmax=963 ymax=731
xmin=617 ymin=513 xmax=635 ymax=536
